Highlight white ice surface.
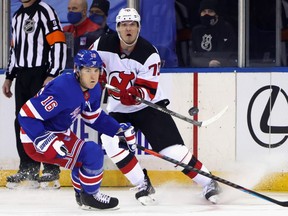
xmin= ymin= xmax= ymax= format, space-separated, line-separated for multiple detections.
xmin=0 ymin=183 xmax=287 ymax=216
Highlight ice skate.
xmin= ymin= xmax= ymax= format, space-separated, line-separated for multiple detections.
xmin=134 ymin=169 xmax=156 ymax=206
xmin=38 ymin=172 xmax=60 ymax=189
xmin=6 ymin=170 xmax=39 ymax=189
xmin=80 ymin=191 xmax=119 ymax=210
xmin=75 ymin=192 xmax=82 ymax=207
xmin=203 ymin=180 xmax=222 ymax=204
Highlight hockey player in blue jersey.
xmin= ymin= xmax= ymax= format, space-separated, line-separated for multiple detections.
xmin=17 ymin=49 xmax=136 ymax=210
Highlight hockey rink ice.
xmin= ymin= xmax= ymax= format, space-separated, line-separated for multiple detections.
xmin=0 ymin=183 xmax=287 ymax=216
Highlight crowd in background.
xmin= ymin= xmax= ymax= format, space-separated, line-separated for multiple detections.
xmin=6 ymin=0 xmax=288 ymax=68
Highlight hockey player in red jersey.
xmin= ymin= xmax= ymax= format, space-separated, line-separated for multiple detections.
xmin=17 ymin=49 xmax=137 ymax=210
xmin=90 ymin=8 xmax=222 ymax=205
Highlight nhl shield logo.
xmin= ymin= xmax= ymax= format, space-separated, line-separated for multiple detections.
xmin=23 ymin=19 xmax=35 ymax=33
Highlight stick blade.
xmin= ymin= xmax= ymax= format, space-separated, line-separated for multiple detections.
xmin=276 ymin=201 xmax=288 ymax=207
xmin=201 ymin=106 xmax=228 ymax=127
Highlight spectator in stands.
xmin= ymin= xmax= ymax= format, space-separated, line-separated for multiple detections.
xmin=64 ymin=0 xmax=103 ymax=68
xmin=89 ymin=0 xmax=114 ymax=35
xmin=190 ymin=0 xmax=237 ymax=67
xmin=175 ymin=0 xmax=201 ymax=67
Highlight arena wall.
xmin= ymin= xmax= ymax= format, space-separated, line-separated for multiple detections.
xmin=1 ymin=69 xmax=288 ymax=191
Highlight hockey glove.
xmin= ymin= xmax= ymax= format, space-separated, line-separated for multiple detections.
xmin=53 ymin=140 xmax=68 ymax=158
xmin=116 ymin=123 xmax=136 ymax=152
xmin=34 ymin=132 xmax=68 ymax=160
xmin=120 ymin=86 xmax=144 ymax=106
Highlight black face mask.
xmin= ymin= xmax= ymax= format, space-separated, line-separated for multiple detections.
xmin=200 ymin=15 xmax=217 ymax=26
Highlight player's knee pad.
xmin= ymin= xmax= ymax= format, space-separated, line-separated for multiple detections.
xmin=100 ymin=134 xmax=123 ymax=157
xmin=100 ymin=134 xmax=133 ymax=166
xmin=159 ymin=144 xmax=192 ymax=166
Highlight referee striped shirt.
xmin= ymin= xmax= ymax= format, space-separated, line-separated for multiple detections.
xmin=6 ymin=0 xmax=67 ymax=80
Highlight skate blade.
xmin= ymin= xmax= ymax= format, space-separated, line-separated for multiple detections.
xmin=137 ymin=194 xmax=157 ymax=206
xmin=207 ymin=195 xmax=219 ymax=204
xmin=6 ymin=181 xmax=40 ymax=189
xmin=40 ymin=180 xmax=61 ymax=190
xmin=81 ymin=204 xmax=120 ymax=211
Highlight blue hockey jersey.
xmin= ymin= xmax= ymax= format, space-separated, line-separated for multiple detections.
xmin=18 ymin=72 xmax=120 ymax=144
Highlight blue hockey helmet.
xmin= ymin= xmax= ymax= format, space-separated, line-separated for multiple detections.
xmin=74 ymin=49 xmax=103 ymax=71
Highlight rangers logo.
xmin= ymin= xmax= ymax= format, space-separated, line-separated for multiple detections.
xmin=70 ymin=106 xmax=81 ymax=123
xmin=23 ymin=19 xmax=35 ymax=33
xmin=80 ymin=36 xmax=87 ymax=46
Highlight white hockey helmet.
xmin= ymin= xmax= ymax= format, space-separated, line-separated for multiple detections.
xmin=116 ymin=8 xmax=141 ymax=27
xmin=116 ymin=8 xmax=141 ymax=47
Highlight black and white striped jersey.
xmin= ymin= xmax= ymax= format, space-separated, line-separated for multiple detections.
xmin=6 ymin=0 xmax=67 ymax=80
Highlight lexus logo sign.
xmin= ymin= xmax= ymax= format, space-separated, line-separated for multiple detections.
xmin=247 ymin=85 xmax=288 ymax=148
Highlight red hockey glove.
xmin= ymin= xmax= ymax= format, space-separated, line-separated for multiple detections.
xmin=98 ymin=70 xmax=107 ymax=89
xmin=120 ymin=86 xmax=143 ymax=106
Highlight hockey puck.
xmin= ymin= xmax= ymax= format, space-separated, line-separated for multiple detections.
xmin=188 ymin=107 xmax=199 ymax=116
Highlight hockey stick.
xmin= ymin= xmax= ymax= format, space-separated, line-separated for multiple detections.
xmin=103 ymin=83 xmax=228 ymax=127
xmin=136 ymin=144 xmax=288 ymax=207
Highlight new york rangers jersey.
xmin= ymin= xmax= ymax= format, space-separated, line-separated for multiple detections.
xmin=90 ymin=33 xmax=166 ymax=113
xmin=18 ymin=72 xmax=120 ymax=143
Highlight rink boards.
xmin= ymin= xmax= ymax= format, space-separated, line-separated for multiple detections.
xmin=1 ymin=68 xmax=288 ymax=191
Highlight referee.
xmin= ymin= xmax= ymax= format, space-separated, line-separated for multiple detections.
xmin=2 ymin=0 xmax=67 ymax=189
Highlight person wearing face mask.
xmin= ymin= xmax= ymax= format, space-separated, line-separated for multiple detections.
xmin=89 ymin=0 xmax=114 ymax=35
xmin=63 ymin=0 xmax=104 ymax=68
xmin=190 ymin=0 xmax=237 ymax=67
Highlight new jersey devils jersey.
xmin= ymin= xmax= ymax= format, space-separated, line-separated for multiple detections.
xmin=90 ymin=33 xmax=166 ymax=113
